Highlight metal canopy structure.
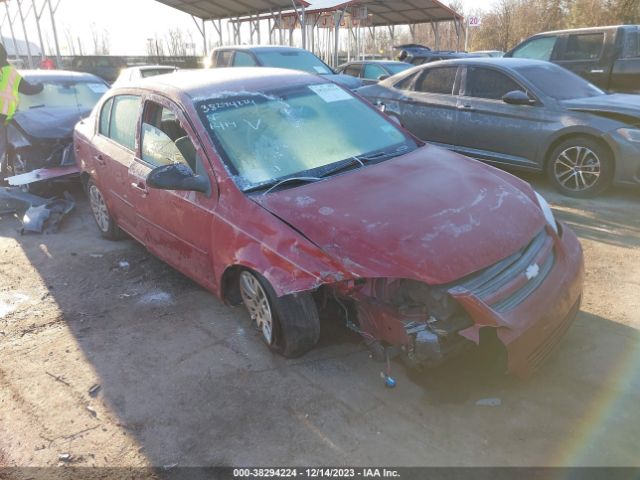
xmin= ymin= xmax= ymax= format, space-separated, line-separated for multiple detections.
xmin=153 ymin=0 xmax=308 ymax=20
xmin=154 ymin=0 xmax=463 ymax=66
xmin=302 ymin=0 xmax=462 ymax=26
xmin=0 ymin=0 xmax=63 ymax=69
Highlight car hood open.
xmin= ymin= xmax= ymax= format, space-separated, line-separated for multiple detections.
xmin=12 ymin=106 xmax=92 ymax=140
xmin=562 ymin=94 xmax=640 ymax=119
xmin=255 ymin=145 xmax=546 ymax=286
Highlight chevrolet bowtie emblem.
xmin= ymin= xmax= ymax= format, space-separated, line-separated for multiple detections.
xmin=526 ymin=263 xmax=540 ymax=280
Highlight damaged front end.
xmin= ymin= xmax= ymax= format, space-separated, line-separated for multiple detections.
xmin=3 ymin=108 xmax=85 ymax=188
xmin=320 ymin=277 xmax=476 ymax=368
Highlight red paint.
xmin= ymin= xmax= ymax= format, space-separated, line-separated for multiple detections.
xmin=74 ymin=69 xmax=584 ymax=376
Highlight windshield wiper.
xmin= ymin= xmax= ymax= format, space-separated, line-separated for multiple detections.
xmin=244 ymin=176 xmax=322 ymax=195
xmin=320 ymin=147 xmax=409 ymax=179
xmin=29 ymin=104 xmax=45 ymax=109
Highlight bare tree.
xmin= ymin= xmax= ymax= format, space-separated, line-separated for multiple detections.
xmin=165 ymin=28 xmax=187 ymax=56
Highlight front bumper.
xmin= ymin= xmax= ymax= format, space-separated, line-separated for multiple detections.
xmin=603 ymin=131 xmax=640 ymax=186
xmin=455 ymin=223 xmax=584 ymax=377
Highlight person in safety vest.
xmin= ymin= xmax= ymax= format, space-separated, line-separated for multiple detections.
xmin=0 ymin=42 xmax=44 ymax=175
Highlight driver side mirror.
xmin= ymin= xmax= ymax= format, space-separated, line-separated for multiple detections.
xmin=377 ymin=74 xmax=390 ymax=82
xmin=502 ymin=90 xmax=535 ymax=106
xmin=146 ymin=163 xmax=210 ymax=194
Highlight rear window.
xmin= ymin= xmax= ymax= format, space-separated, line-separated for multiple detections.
xmin=414 ymin=67 xmax=457 ymax=94
xmin=140 ymin=68 xmax=176 ymax=78
xmin=564 ymin=33 xmax=604 ymax=61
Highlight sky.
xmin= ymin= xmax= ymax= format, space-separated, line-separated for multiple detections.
xmin=0 ymin=0 xmax=495 ymax=56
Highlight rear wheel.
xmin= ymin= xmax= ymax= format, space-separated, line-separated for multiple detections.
xmin=239 ymin=270 xmax=320 ymax=358
xmin=87 ymin=179 xmax=123 ymax=240
xmin=546 ymin=137 xmax=613 ymax=198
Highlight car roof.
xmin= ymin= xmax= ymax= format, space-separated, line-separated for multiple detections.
xmin=120 ymin=67 xmax=325 ymax=99
xmin=529 ymin=25 xmax=629 ymax=37
xmin=19 ymin=69 xmax=106 ymax=83
xmin=126 ymin=65 xmax=177 ymax=71
xmin=341 ymin=60 xmax=408 ymax=65
xmin=212 ymin=45 xmax=307 ymax=53
xmin=420 ymin=57 xmax=554 ymax=68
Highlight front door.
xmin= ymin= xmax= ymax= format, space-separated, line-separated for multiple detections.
xmin=555 ymin=31 xmax=611 ymax=89
xmin=454 ymin=66 xmax=555 ymax=170
xmin=128 ymin=97 xmax=218 ymax=290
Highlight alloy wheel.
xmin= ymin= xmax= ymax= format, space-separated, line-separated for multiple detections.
xmin=553 ymin=146 xmax=601 ymax=192
xmin=89 ymin=184 xmax=110 ymax=233
xmin=239 ymin=271 xmax=274 ymax=344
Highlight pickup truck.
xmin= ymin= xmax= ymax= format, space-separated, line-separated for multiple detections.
xmin=506 ymin=25 xmax=640 ymax=93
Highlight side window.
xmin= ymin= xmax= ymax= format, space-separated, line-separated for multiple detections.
xmin=233 ymin=51 xmax=257 ymax=67
xmin=99 ymin=97 xmax=114 ymax=136
xmin=465 ymin=67 xmax=524 ymax=100
xmin=140 ymin=101 xmax=208 ymax=179
xmin=622 ymin=30 xmax=639 ymax=58
xmin=414 ymin=67 xmax=457 ymax=94
xmin=511 ymin=36 xmax=557 ymax=61
xmin=363 ymin=64 xmax=387 ymax=80
xmin=216 ymin=51 xmax=233 ymax=67
xmin=394 ymin=72 xmax=419 ymax=90
xmin=108 ymin=95 xmax=141 ymax=150
xmin=563 ymin=33 xmax=604 ymax=61
xmin=344 ymin=64 xmax=362 ymax=77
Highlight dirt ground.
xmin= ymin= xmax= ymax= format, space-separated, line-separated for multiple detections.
xmin=0 ymin=174 xmax=639 ymax=470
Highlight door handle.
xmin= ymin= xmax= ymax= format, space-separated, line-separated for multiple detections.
xmin=457 ymin=104 xmax=475 ymax=111
xmin=130 ymin=181 xmax=148 ymax=195
xmin=93 ymin=154 xmax=106 ymax=166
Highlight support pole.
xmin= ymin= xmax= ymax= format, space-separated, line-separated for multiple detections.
xmin=16 ymin=0 xmax=33 ymax=68
xmin=31 ymin=0 xmax=45 ymax=59
xmin=333 ymin=10 xmax=344 ymax=68
xmin=4 ymin=2 xmax=19 ymax=62
xmin=47 ymin=0 xmax=61 ymax=66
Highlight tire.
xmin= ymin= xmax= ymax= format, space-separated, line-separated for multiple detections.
xmin=546 ymin=136 xmax=613 ymax=198
xmin=86 ymin=179 xmax=124 ymax=240
xmin=238 ymin=270 xmax=320 ymax=358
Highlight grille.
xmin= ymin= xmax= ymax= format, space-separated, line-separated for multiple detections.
xmin=453 ymin=229 xmax=555 ymax=313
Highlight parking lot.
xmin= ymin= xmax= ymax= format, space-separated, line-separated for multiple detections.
xmin=0 ymin=174 xmax=638 ymax=468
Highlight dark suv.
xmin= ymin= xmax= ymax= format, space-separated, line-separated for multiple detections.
xmin=506 ymin=25 xmax=640 ymax=93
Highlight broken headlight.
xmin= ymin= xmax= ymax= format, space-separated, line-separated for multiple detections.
xmin=534 ymin=191 xmax=558 ymax=234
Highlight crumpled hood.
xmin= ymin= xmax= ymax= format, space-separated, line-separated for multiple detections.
xmin=323 ymin=73 xmax=363 ymax=90
xmin=12 ymin=106 xmax=92 ymax=139
xmin=255 ymin=145 xmax=546 ymax=286
xmin=562 ymin=94 xmax=640 ymax=120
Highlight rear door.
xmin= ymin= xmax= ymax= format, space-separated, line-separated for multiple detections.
xmin=555 ymin=31 xmax=611 ymax=89
xmin=454 ymin=66 xmax=552 ymax=169
xmin=611 ymin=27 xmax=640 ymax=93
xmin=128 ymin=95 xmax=218 ymax=290
xmin=398 ymin=65 xmax=460 ymax=146
xmin=88 ymin=94 xmax=144 ymax=239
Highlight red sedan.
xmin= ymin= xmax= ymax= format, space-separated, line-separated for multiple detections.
xmin=74 ymin=68 xmax=584 ymax=377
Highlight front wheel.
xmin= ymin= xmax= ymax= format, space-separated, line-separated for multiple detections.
xmin=87 ymin=179 xmax=124 ymax=240
xmin=546 ymin=137 xmax=613 ymax=198
xmin=239 ymin=270 xmax=320 ymax=358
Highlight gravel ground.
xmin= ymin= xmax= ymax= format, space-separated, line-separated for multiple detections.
xmin=0 ymin=176 xmax=638 ymax=471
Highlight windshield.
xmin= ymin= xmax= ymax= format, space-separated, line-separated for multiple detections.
xmin=386 ymin=63 xmax=412 ymax=74
xmin=196 ymin=83 xmax=417 ymax=191
xmin=17 ymin=80 xmax=109 ymax=112
xmin=515 ymin=64 xmax=605 ymax=100
xmin=254 ymin=50 xmax=333 ymax=75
